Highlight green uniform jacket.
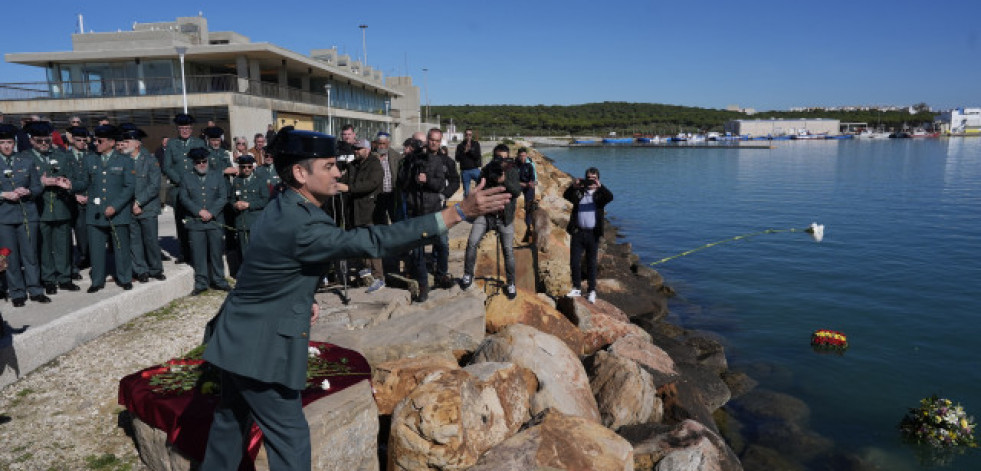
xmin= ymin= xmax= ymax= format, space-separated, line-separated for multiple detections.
xmin=163 ymin=137 xmax=206 ymax=186
xmin=179 ymin=169 xmax=227 ymax=231
xmin=0 ymin=152 xmax=42 ymax=224
xmin=133 ymin=148 xmax=162 ymax=218
xmin=255 ymin=164 xmax=281 ymax=200
xmin=27 ymin=148 xmax=78 ymax=222
xmin=75 ymin=151 xmax=135 ymax=226
xmin=208 ymin=147 xmax=233 ymax=174
xmin=229 ymin=173 xmax=268 ymax=231
xmin=203 ymin=189 xmax=445 ymax=390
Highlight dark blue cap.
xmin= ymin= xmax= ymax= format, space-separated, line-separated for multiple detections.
xmin=67 ymin=126 xmax=90 ymax=138
xmin=173 ymin=113 xmax=195 ymax=125
xmin=269 ymin=127 xmax=338 ymax=167
xmin=118 ymin=123 xmax=147 ymax=140
xmin=236 ymin=154 xmax=256 ymax=165
xmin=0 ymin=123 xmax=18 ymax=140
xmin=94 ymin=125 xmax=120 ymax=139
xmin=188 ymin=147 xmax=210 ymax=161
xmin=24 ymin=121 xmax=54 ymax=137
xmin=202 ymin=126 xmax=224 ymax=139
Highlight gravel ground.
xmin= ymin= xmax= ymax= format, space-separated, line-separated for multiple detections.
xmin=0 ymin=291 xmax=226 ymax=471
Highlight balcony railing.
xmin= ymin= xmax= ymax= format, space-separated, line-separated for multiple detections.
xmin=0 ymin=74 xmax=350 ymax=110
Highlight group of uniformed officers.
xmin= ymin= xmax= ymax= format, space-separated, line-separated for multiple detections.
xmin=0 ymin=113 xmax=279 ymax=307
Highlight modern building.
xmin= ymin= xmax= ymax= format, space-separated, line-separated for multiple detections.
xmin=724 ymin=118 xmax=840 ymax=137
xmin=1 ymin=16 xmax=432 ymax=146
xmin=934 ymin=107 xmax=981 ymax=134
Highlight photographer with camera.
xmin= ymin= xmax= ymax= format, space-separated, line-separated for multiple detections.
xmin=563 ymin=167 xmax=613 ymax=304
xmin=338 ymin=139 xmax=385 ymax=292
xmin=397 ymin=128 xmax=454 ymax=302
xmin=461 ymin=144 xmax=522 ymax=299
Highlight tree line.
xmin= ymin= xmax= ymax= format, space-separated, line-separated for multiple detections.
xmin=429 ymin=102 xmax=938 ymax=137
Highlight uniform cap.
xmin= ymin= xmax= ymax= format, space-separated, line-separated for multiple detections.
xmin=118 ymin=123 xmax=147 ymax=140
xmin=67 ymin=126 xmax=90 ymax=138
xmin=269 ymin=126 xmax=337 ymax=168
xmin=94 ymin=125 xmax=121 ymax=140
xmin=173 ymin=113 xmax=195 ymax=125
xmin=202 ymin=126 xmax=224 ymax=139
xmin=236 ymin=154 xmax=256 ymax=165
xmin=0 ymin=123 xmax=19 ymax=140
xmin=188 ymin=147 xmax=210 ymax=161
xmin=24 ymin=121 xmax=54 ymax=137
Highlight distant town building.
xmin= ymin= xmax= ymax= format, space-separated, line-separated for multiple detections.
xmin=935 ymin=107 xmax=981 ymax=134
xmin=0 ymin=15 xmax=432 ymax=144
xmin=726 ymin=104 xmax=756 ymax=115
xmin=725 ymin=118 xmax=840 ymax=137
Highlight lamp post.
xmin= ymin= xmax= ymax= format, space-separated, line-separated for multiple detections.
xmin=175 ymin=46 xmax=188 ymax=113
xmin=358 ymin=24 xmax=368 ymax=69
xmin=384 ymin=99 xmax=391 ymax=134
xmin=422 ymin=67 xmax=429 ymax=125
xmin=324 ymin=82 xmax=332 ymax=135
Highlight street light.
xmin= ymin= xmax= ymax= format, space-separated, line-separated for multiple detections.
xmin=358 ymin=24 xmax=368 ymax=69
xmin=175 ymin=46 xmax=188 ymax=113
xmin=384 ymin=99 xmax=391 ymax=134
xmin=324 ymin=82 xmax=332 ymax=135
xmin=422 ymin=67 xmax=429 ymax=124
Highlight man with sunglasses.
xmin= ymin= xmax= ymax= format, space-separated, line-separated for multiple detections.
xmin=228 ymin=154 xmax=266 ymax=257
xmin=1 ymin=123 xmax=45 ymax=307
xmin=26 ymin=121 xmax=77 ymax=296
xmin=66 ymin=126 xmax=93 ymax=275
xmin=120 ymin=124 xmax=165 ymax=284
xmin=163 ymin=113 xmax=205 ymax=264
xmin=182 ymin=147 xmax=231 ymax=295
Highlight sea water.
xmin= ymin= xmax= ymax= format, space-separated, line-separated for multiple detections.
xmin=546 ymin=139 xmax=981 ymax=469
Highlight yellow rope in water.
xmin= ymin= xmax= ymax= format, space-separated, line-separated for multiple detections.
xmin=649 ymin=227 xmax=807 ymax=266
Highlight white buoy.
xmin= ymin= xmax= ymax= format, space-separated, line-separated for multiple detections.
xmin=807 ymin=222 xmax=825 ymax=242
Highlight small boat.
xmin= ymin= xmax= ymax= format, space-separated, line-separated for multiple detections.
xmin=572 ymin=139 xmax=596 ymax=144
xmin=908 ymin=128 xmax=940 ymax=138
xmin=889 ymin=131 xmax=910 ymax=138
xmin=791 ymin=130 xmax=827 ymax=140
xmin=602 ymin=138 xmax=634 ymax=144
xmin=827 ymin=134 xmax=854 ymax=140
xmin=636 ymin=137 xmax=653 ymax=143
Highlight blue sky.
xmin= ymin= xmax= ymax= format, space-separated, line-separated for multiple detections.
xmin=1 ymin=0 xmax=979 ymax=111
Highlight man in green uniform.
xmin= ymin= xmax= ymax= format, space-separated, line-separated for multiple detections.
xmin=228 ymin=154 xmax=266 ymax=255
xmin=1 ymin=123 xmax=48 ymax=307
xmin=119 ymin=124 xmax=165 ymax=283
xmin=75 ymin=125 xmax=135 ymax=293
xmin=66 ymin=126 xmax=92 ymax=277
xmin=200 ymin=127 xmax=510 ymax=470
xmin=162 ymin=113 xmax=204 ymax=263
xmin=181 ymin=147 xmax=231 ymax=295
xmin=255 ymin=145 xmax=282 ymax=200
xmin=25 ymin=121 xmax=80 ymax=294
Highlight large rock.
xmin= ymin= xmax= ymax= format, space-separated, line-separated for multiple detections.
xmin=619 ymin=419 xmax=742 ymax=471
xmin=131 ymin=380 xmax=379 ymax=471
xmin=371 ymin=354 xmax=460 ymax=415
xmin=316 ymin=289 xmax=487 ymax=364
xmin=468 ymin=409 xmax=634 ymax=471
xmin=471 ymin=324 xmax=601 ymax=423
xmin=387 ymin=366 xmax=536 ymax=471
xmin=557 ymin=296 xmax=652 ymax=354
xmin=608 ymin=334 xmax=680 ymax=386
xmin=485 ymin=287 xmax=585 ymax=355
xmin=587 ymin=350 xmax=662 ymax=429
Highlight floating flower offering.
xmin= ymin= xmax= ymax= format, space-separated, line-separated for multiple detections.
xmin=810 ymin=329 xmax=848 ymax=351
xmin=900 ymin=395 xmax=977 ymax=450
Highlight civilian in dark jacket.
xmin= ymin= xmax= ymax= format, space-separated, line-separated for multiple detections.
xmin=563 ymin=167 xmax=613 ymax=304
xmin=454 ymin=128 xmax=481 ymax=197
xmin=340 ymin=139 xmax=385 ymax=291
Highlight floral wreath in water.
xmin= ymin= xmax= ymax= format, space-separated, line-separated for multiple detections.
xmin=899 ymin=395 xmax=977 ymax=465
xmin=810 ymin=329 xmax=848 ymax=352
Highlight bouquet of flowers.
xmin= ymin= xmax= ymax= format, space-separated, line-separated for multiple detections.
xmin=0 ymin=247 xmax=10 ymax=272
xmin=810 ymin=329 xmax=848 ymax=351
xmin=900 ymin=395 xmax=977 ymax=466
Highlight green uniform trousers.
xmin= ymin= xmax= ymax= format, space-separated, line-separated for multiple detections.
xmin=189 ymin=227 xmax=227 ymax=290
xmin=0 ymin=222 xmax=42 ymax=298
xmin=130 ymin=217 xmax=163 ymax=277
xmin=88 ymin=224 xmax=132 ymax=287
xmin=40 ymin=220 xmax=73 ymax=285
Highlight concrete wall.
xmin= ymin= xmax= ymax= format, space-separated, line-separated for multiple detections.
xmin=228 ymin=104 xmax=273 ymax=141
xmin=726 ymin=119 xmax=840 ymax=137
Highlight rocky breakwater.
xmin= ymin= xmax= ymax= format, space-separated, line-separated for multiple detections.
xmin=129 ymin=144 xmax=746 ymax=470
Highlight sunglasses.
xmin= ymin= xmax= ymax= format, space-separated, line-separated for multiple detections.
xmin=238 ymin=164 xmax=254 ymax=168
xmin=32 ymin=138 xmax=53 ymax=143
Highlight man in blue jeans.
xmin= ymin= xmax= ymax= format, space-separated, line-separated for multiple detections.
xmin=563 ymin=167 xmax=613 ymax=304
xmin=455 ymin=128 xmax=481 ymax=197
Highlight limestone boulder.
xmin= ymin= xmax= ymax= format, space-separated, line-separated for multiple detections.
xmin=471 ymin=324 xmax=600 ymax=423
xmin=468 ymin=409 xmax=634 ymax=471
xmin=387 ymin=365 xmax=537 ymax=471
xmin=130 ymin=416 xmax=193 ymax=471
xmin=557 ymin=296 xmax=651 ymax=354
xmin=587 ymin=350 xmax=662 ymax=429
xmin=485 ymin=287 xmax=585 ymax=355
xmin=371 ymin=354 xmax=460 ymax=415
xmin=608 ymin=334 xmax=680 ymax=386
xmin=619 ymin=419 xmax=742 ymax=471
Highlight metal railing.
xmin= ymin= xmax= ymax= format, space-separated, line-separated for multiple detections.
xmin=0 ymin=74 xmax=340 ymax=109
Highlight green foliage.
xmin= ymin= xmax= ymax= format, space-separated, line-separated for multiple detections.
xmin=84 ymin=453 xmax=131 ymax=471
xmin=430 ymin=102 xmax=937 ymax=137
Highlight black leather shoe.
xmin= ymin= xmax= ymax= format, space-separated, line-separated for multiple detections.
xmin=12 ymin=297 xmax=26 ymax=307
xmin=191 ymin=288 xmax=207 ymax=296
xmin=78 ymin=259 xmax=91 ymax=270
xmin=174 ymin=258 xmax=186 ymax=265
xmin=59 ymin=282 xmax=81 ymax=291
xmin=44 ymin=284 xmax=58 ymax=295
xmin=30 ymin=294 xmax=52 ymax=303
xmin=121 ymin=283 xmax=133 ymax=290
xmin=151 ymin=273 xmax=167 ymax=281
xmin=414 ymin=287 xmax=429 ymax=303
xmin=87 ymin=285 xmax=103 ymax=293
xmin=0 ymin=290 xmax=7 ymax=300
xmin=436 ymin=274 xmax=455 ymax=290
xmin=71 ymin=273 xmax=83 ymax=280
xmin=161 ymin=253 xmax=172 ymax=262
xmin=211 ymin=284 xmax=231 ymax=292
xmin=137 ymin=273 xmax=150 ymax=283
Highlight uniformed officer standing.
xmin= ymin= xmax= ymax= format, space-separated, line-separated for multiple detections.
xmin=0 ymin=123 xmax=48 ymax=307
xmin=75 ymin=125 xmax=135 ymax=293
xmin=25 ymin=121 xmax=80 ymax=294
xmin=200 ymin=127 xmax=511 ymax=470
xmin=119 ymin=124 xmax=165 ymax=283
xmin=255 ymin=147 xmax=282 ymax=200
xmin=228 ymin=154 xmax=266 ymax=255
xmin=66 ymin=126 xmax=93 ymax=276
xmin=181 ymin=147 xmax=231 ymax=295
xmin=162 ymin=113 xmax=204 ymax=263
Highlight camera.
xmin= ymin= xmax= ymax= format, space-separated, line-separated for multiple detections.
xmin=580 ymin=176 xmax=597 ymax=189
